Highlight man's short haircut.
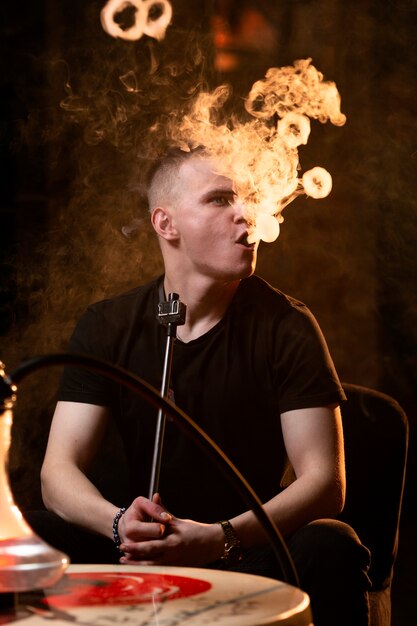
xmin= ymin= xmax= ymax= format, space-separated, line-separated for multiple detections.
xmin=147 ymin=146 xmax=206 ymax=212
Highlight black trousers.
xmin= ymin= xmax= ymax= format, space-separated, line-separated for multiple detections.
xmin=25 ymin=512 xmax=371 ymax=626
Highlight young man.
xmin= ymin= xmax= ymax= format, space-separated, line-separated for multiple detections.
xmin=33 ymin=149 xmax=370 ymax=626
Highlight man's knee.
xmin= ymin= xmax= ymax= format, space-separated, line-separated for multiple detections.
xmin=287 ymin=520 xmax=371 ymax=626
xmin=288 ymin=519 xmax=371 ymax=582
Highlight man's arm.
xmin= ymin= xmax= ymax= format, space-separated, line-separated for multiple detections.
xmin=40 ymin=401 xmax=170 ymax=541
xmin=41 ymin=400 xmax=119 ymax=537
xmin=230 ymin=404 xmax=346 ymax=547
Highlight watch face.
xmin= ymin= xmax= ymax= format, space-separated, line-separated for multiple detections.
xmin=225 ymin=544 xmax=243 ymax=565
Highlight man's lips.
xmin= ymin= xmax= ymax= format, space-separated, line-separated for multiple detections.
xmin=236 ymin=232 xmax=257 ymax=248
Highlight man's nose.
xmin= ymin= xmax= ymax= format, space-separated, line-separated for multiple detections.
xmin=233 ymin=200 xmax=254 ymax=226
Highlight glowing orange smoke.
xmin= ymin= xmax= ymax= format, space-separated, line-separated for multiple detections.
xmin=97 ymin=4 xmax=345 ymax=244
xmin=164 ymin=59 xmax=346 ymax=243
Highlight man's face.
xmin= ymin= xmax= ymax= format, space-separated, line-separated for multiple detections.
xmin=168 ymin=156 xmax=260 ymax=282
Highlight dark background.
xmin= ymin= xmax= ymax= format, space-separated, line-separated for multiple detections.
xmin=1 ymin=1 xmax=416 ymax=622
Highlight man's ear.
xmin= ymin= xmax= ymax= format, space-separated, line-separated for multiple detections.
xmin=151 ymin=207 xmax=179 ymax=241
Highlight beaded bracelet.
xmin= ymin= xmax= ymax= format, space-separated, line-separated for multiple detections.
xmin=112 ymin=507 xmax=126 ymax=548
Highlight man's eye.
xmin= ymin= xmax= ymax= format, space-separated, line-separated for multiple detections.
xmin=211 ymin=196 xmax=232 ymax=206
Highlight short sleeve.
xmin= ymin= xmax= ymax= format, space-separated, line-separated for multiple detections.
xmin=274 ymin=303 xmax=346 ymax=413
xmin=58 ymin=306 xmax=115 ymax=407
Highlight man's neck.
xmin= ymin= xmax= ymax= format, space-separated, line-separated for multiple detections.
xmin=163 ymin=273 xmax=241 ymax=343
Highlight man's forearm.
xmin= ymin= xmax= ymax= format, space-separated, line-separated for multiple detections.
xmin=230 ymin=470 xmax=344 ymax=549
xmin=41 ymin=462 xmax=119 ymax=539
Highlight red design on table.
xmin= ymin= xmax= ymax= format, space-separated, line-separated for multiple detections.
xmin=43 ymin=572 xmax=212 ymax=607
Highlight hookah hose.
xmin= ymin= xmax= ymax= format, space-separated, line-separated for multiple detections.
xmin=1 ymin=352 xmax=299 ymax=586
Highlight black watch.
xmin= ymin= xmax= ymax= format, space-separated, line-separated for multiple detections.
xmin=217 ymin=520 xmax=243 ymax=565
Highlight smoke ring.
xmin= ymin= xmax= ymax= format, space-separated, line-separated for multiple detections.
xmin=142 ymin=0 xmax=173 ymax=41
xmin=100 ymin=0 xmax=147 ymax=41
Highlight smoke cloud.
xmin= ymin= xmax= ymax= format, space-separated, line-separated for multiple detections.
xmin=158 ymin=58 xmax=345 ymax=243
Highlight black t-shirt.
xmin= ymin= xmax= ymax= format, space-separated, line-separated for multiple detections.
xmin=59 ymin=275 xmax=345 ymax=522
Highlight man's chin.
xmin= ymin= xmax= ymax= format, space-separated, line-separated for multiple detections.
xmin=237 ymin=262 xmax=257 ymax=280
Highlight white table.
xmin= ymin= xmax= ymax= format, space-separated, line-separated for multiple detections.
xmin=2 ymin=564 xmax=313 ymax=625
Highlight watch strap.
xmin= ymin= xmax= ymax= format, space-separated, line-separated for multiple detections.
xmin=217 ymin=519 xmax=243 ymax=564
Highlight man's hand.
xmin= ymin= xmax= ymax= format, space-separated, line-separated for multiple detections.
xmin=118 ymin=494 xmax=224 ymax=567
xmin=117 ymin=494 xmax=172 ymax=545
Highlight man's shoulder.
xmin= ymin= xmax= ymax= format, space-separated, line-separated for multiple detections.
xmin=239 ymin=275 xmax=308 ymax=316
xmin=87 ymin=276 xmax=160 ymax=317
xmin=68 ymin=277 xmax=161 ymax=350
